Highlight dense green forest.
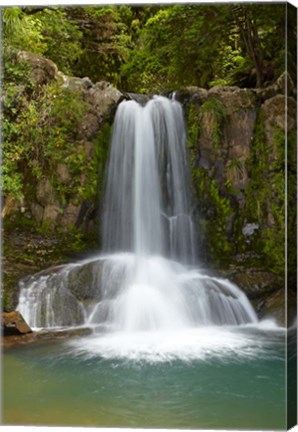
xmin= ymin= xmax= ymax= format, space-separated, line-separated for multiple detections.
xmin=3 ymin=4 xmax=295 ymax=91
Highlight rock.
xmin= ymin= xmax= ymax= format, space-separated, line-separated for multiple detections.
xmin=229 ymin=269 xmax=283 ymax=298
xmin=67 ymin=261 xmax=102 ymax=302
xmin=259 ymin=95 xmax=296 ymax=170
xmin=17 ymin=51 xmax=58 ymax=86
xmin=36 ymin=177 xmax=56 ymax=207
xmin=30 ymin=202 xmax=44 ymax=223
xmin=77 ymin=113 xmax=100 ymax=140
xmin=208 ymin=86 xmax=256 ymax=112
xmin=177 ymin=87 xmax=208 ymax=106
xmin=86 ymin=81 xmax=124 ymax=122
xmin=254 ymin=72 xmax=296 ymax=102
xmin=2 ymin=311 xmax=32 ymax=335
xmin=57 ymin=163 xmax=71 ymax=182
xmin=197 ymin=87 xmax=256 ymax=190
xmin=2 ymin=326 xmax=93 ymax=349
xmin=18 ymin=266 xmax=87 ymax=327
xmin=36 ymin=178 xmax=61 ymax=223
xmin=255 ymin=288 xmax=296 ymax=327
xmin=126 ymin=92 xmax=150 ymax=105
xmin=59 ymin=73 xmax=94 ymax=92
xmin=59 ymin=203 xmax=80 ymax=227
xmin=242 ymin=223 xmax=259 ymax=238
xmin=43 ymin=204 xmax=60 ymax=222
xmin=1 ymin=196 xmax=19 ymax=218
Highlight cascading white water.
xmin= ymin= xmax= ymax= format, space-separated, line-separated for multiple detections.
xmin=98 ymin=96 xmax=257 ymax=332
xmin=17 ymin=96 xmax=258 ymax=339
xmin=102 ymin=97 xmax=197 ymax=263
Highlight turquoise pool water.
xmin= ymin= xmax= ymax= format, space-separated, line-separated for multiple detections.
xmin=2 ymin=325 xmax=286 ymax=429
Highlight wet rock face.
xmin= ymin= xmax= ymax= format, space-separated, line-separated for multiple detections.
xmin=67 ymin=261 xmax=102 ymax=302
xmin=86 ymin=81 xmax=124 ymax=123
xmin=255 ymin=288 xmax=296 ymax=327
xmin=16 ymin=259 xmax=104 ymax=328
xmin=196 ymin=87 xmax=257 ymax=191
xmin=229 ymin=269 xmax=283 ymax=299
xmin=2 ymin=311 xmax=32 ymax=335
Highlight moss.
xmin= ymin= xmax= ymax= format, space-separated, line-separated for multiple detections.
xmin=192 ymin=167 xmax=234 ymax=266
xmin=199 ymin=97 xmax=226 ymax=148
xmin=187 ymin=102 xmax=200 ymax=150
xmin=2 ymin=273 xmax=18 ymax=312
xmin=287 ymin=129 xmax=297 ymax=281
xmin=243 ymin=110 xmax=286 ymax=274
xmin=94 ymin=122 xmax=112 ymax=200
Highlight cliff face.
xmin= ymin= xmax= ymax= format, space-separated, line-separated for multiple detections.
xmin=180 ymin=73 xmax=295 ymax=266
xmin=179 ymin=74 xmax=296 ymax=323
xmin=3 ymin=51 xmax=125 ymax=231
xmin=3 ymin=52 xmax=296 ymax=324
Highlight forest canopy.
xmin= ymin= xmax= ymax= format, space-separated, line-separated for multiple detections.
xmin=2 ymin=3 xmax=296 ymax=92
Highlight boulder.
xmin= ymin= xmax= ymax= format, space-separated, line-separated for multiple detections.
xmin=2 ymin=311 xmax=32 ymax=335
xmin=255 ymin=288 xmax=296 ymax=327
xmin=67 ymin=261 xmax=102 ymax=302
xmin=59 ymin=73 xmax=94 ymax=92
xmin=17 ymin=51 xmax=58 ymax=85
xmin=229 ymin=269 xmax=283 ymax=298
xmin=86 ymin=81 xmax=124 ymax=122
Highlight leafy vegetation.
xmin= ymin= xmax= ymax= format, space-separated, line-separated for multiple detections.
xmin=2 ymin=3 xmax=292 ymax=92
xmin=2 ymin=75 xmax=88 ymax=203
xmin=192 ymin=167 xmax=234 ymax=265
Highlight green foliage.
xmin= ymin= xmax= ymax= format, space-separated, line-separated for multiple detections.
xmin=187 ymin=103 xmax=200 ymax=150
xmin=244 ymin=112 xmax=286 ymax=274
xmin=34 ymin=8 xmax=83 ymax=74
xmin=2 ymin=78 xmax=88 ymax=204
xmin=2 ymin=4 xmax=289 ymax=92
xmin=67 ymin=6 xmax=132 ymax=86
xmin=95 ymin=123 xmax=112 ymax=199
xmin=192 ymin=167 xmax=233 ymax=264
xmin=2 ymin=7 xmax=46 ymax=54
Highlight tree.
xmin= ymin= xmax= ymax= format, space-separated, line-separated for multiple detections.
xmin=66 ymin=6 xmax=132 ymax=86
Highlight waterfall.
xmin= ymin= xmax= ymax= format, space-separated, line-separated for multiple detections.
xmin=102 ymin=97 xmax=197 ymax=263
xmin=17 ymin=96 xmax=258 ymax=332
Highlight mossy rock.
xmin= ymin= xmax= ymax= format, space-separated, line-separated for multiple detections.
xmin=67 ymin=260 xmax=103 ymax=302
xmin=229 ymin=269 xmax=283 ymax=299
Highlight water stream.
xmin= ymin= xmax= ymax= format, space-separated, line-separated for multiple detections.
xmin=5 ymin=96 xmax=286 ymax=428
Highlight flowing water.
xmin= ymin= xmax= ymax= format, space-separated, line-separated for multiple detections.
xmin=4 ymin=96 xmax=287 ymax=429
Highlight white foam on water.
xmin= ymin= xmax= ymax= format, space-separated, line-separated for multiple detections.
xmin=68 ymin=321 xmax=285 ymax=363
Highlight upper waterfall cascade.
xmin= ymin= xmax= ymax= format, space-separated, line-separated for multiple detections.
xmin=17 ymin=96 xmax=258 ymax=332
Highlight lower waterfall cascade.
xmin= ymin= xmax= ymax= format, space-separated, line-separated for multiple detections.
xmin=16 ymin=96 xmax=270 ymax=360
